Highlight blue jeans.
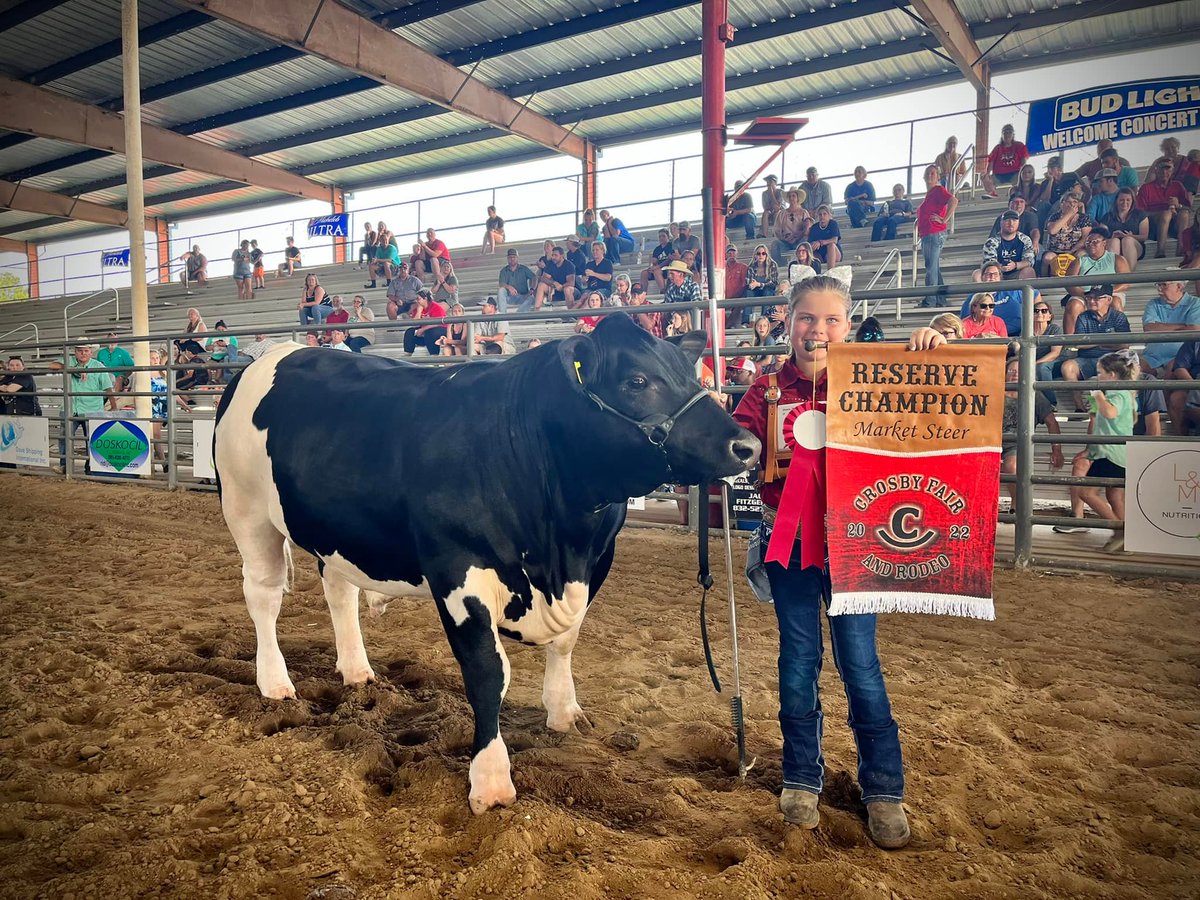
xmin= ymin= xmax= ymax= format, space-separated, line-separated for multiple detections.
xmin=299 ymin=305 xmax=331 ymax=327
xmin=497 ymin=290 xmax=534 ymax=313
xmin=763 ymin=528 xmax=904 ymax=803
xmin=58 ymin=416 xmax=90 ymax=472
xmin=1036 ymin=362 xmax=1058 ymax=406
xmin=727 ymin=213 xmax=757 ymax=241
xmin=919 ymin=232 xmax=947 ymax=306
xmin=846 ymin=200 xmax=874 ymax=228
xmin=871 ymin=215 xmax=907 ymax=242
xmin=604 ymin=235 xmax=636 ymax=264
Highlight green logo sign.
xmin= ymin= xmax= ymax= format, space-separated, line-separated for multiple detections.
xmin=90 ymin=420 xmax=149 ymax=472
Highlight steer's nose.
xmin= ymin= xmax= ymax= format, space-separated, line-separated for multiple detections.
xmin=731 ymin=435 xmax=762 ymax=469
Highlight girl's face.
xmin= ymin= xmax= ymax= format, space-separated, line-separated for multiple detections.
xmin=789 ymin=291 xmax=851 ymax=367
xmin=587 ymin=293 xmax=603 ymax=308
xmin=1116 ymin=192 xmax=1132 ymax=214
xmin=1098 ymin=366 xmax=1118 ymax=382
xmin=671 ymin=312 xmax=687 ymax=331
xmin=754 ymin=318 xmax=769 ymax=337
xmin=305 ymin=275 xmax=316 ymax=288
xmin=797 ymin=246 xmax=810 ymax=262
xmin=1021 ymin=165 xmax=1035 ymax=182
xmin=544 ymin=241 xmax=554 ymax=254
xmin=818 ymin=209 xmax=831 ymax=225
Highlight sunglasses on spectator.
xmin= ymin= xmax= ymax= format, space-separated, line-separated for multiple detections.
xmin=1034 ymin=307 xmax=1052 ymax=314
xmin=859 ymin=332 xmax=884 ymax=342
xmin=940 ymin=329 xmax=958 ymax=338
xmin=755 ymin=251 xmax=767 ymax=256
xmin=976 ymin=303 xmax=995 ymax=309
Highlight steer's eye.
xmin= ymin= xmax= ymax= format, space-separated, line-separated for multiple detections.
xmin=625 ymin=375 xmax=649 ymax=392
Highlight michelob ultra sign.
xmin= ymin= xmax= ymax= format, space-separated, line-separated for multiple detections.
xmin=1026 ymin=77 xmax=1200 ymax=153
xmin=101 ymin=248 xmax=131 ymax=267
xmin=308 ymin=213 xmax=350 ymax=237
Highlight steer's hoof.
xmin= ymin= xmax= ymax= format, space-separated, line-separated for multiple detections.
xmin=547 ymin=704 xmax=593 ymax=734
xmin=258 ymin=679 xmax=297 ymax=701
xmin=468 ymin=779 xmax=517 ymax=816
xmin=338 ymin=664 xmax=377 ymax=687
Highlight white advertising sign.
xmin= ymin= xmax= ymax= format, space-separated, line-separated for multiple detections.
xmin=87 ymin=418 xmax=152 ymax=476
xmin=192 ymin=418 xmax=216 ymax=479
xmin=1125 ymin=441 xmax=1200 ymax=556
xmin=627 ymin=495 xmax=646 ymax=510
xmin=0 ymin=416 xmax=50 ymax=467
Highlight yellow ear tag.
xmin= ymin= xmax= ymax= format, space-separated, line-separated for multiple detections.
xmin=574 ymin=361 xmax=584 ymax=384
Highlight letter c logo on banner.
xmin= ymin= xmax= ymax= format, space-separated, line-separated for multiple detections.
xmin=876 ymin=504 xmax=937 ymax=551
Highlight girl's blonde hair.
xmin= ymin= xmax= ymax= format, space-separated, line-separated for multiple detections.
xmin=929 ymin=313 xmax=965 ymax=338
xmin=970 ymin=292 xmax=996 ymax=311
xmin=788 ymin=274 xmax=851 ymax=315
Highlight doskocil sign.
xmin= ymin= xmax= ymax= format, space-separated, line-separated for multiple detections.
xmin=1026 ymin=77 xmax=1200 ymax=153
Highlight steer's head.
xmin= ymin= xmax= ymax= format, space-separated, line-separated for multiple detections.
xmin=554 ymin=313 xmax=760 ymax=500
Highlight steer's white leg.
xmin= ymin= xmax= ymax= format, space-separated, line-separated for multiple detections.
xmin=542 ymin=618 xmax=591 ymax=732
xmin=321 ymin=567 xmax=375 ymax=686
xmin=234 ymin=529 xmax=295 ymax=700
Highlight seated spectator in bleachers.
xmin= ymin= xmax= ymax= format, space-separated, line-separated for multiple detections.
xmin=242 ymin=333 xmax=274 ymax=360
xmin=725 ymin=356 xmax=758 ymax=388
xmin=788 ymin=242 xmax=821 ymax=282
xmin=982 ymin=124 xmax=1030 ymax=199
xmin=771 ymin=189 xmax=810 ymax=264
xmin=844 ymin=167 xmax=876 ymax=228
xmin=358 ymin=221 xmax=376 ymax=268
xmin=1137 ymin=159 xmax=1193 ymax=258
xmin=474 ymin=296 xmax=515 ymax=354
xmin=173 ymin=339 xmax=209 ymax=403
xmin=626 ymin=283 xmax=663 ymax=338
xmin=767 ymin=301 xmax=789 ymax=344
xmin=324 ymin=295 xmax=350 ymax=329
xmin=1134 ymin=370 xmax=1167 ymax=437
xmin=1033 ymin=157 xmax=1088 ymax=227
xmin=536 ymin=240 xmax=555 ymax=276
xmin=250 ymin=239 xmax=266 ymax=290
xmin=800 ymin=168 xmax=832 ymax=214
xmin=402 ymin=290 xmax=448 ymax=356
xmin=1098 ymin=147 xmax=1139 ymax=191
xmin=760 ymin=175 xmax=782 ymax=238
xmin=575 ymin=292 xmax=608 ymax=335
xmin=663 ymin=259 xmax=703 ymax=305
xmin=929 ymin=313 xmax=964 ymax=341
xmin=304 ymin=332 xmax=320 ymax=347
xmin=179 ymin=245 xmax=208 ymax=288
xmin=1101 ymin=188 xmax=1149 ymax=270
xmin=232 ymin=240 xmax=254 ymax=300
xmin=1028 ymin=297 xmax=1066 ymax=406
xmin=345 ymin=296 xmax=375 ymax=353
xmin=432 ymin=258 xmax=459 ymax=305
xmin=326 ymin=328 xmax=352 ymax=352
xmin=610 ymin=273 xmax=633 ymax=307
xmin=743 ymin=244 xmax=778 ymax=325
xmin=298 ymin=273 xmax=331 ymax=327
xmin=1008 ymin=164 xmax=1040 ymax=204
xmin=1056 ymin=291 xmax=1130 ymax=410
xmin=1086 ymin=169 xmax=1121 ymax=224
xmin=724 ymin=245 xmax=748 ymax=311
xmin=206 ymin=337 xmax=246 ymax=384
xmin=807 ymin=205 xmax=842 ymax=267
xmin=962 ymin=293 xmax=1008 ymax=340
xmin=386 ymin=262 xmax=423 ymax=320
xmin=185 ymin=306 xmax=207 ymax=335
xmin=581 ymin=240 xmax=614 ymax=298
xmin=725 ymin=182 xmax=757 ymax=241
xmin=97 ymin=333 xmax=134 ymax=394
xmin=643 ymin=230 xmax=674 ymax=294
xmin=482 ymin=206 xmax=505 ymax=255
xmin=672 ymin=221 xmax=702 ymax=265
xmin=752 ymin=315 xmax=777 ymax=348
xmin=1065 ymin=233 xmax=1132 ymax=330
xmin=565 ymin=235 xmax=589 ymax=273
xmin=1141 ymin=279 xmax=1200 ymax=376
xmin=498 ymin=249 xmax=536 ymax=313
xmin=412 ymin=228 xmax=451 ymax=278
xmin=665 ymin=309 xmax=691 ymax=339
xmin=1168 ymin=340 xmax=1200 ymax=435
xmin=983 ymin=211 xmax=1036 ymax=281
xmin=1146 ymin=136 xmax=1185 ymax=183
xmin=533 ymin=245 xmax=577 ymax=310
xmin=205 ymin=319 xmax=239 ymax=359
xmin=576 ymin=209 xmax=600 ymax=245
xmin=1180 ymin=217 xmax=1200 ymax=288
xmin=871 ymin=185 xmax=915 ymax=242
xmin=600 ymin=209 xmax=636 ymax=264
xmin=276 ymin=236 xmax=302 ymax=278
xmin=1040 ymin=195 xmax=1092 ymax=277
xmin=1075 ymin=140 xmax=1131 ymax=186
xmin=1000 ymin=355 xmax=1063 ymax=505
xmin=988 ymin=195 xmax=1040 ymax=252
xmin=964 ymin=262 xmax=1035 ymax=335
xmin=366 ymin=228 xmax=400 ymax=289
xmin=680 ymin=248 xmax=703 ymax=283
xmin=855 ymin=317 xmax=886 ymax=343
xmin=1178 ymin=148 xmax=1200 ymax=194
xmin=436 ymin=302 xmax=468 ymax=356
xmin=934 ymin=136 xmax=966 ymax=190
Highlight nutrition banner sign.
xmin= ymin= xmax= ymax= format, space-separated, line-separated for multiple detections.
xmin=88 ymin=418 xmax=152 ymax=476
xmin=1025 ymin=77 xmax=1200 ymax=153
xmin=824 ymin=344 xmax=1006 ymax=619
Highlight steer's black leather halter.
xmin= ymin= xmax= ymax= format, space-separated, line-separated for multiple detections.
xmin=582 ymin=386 xmax=709 ymax=448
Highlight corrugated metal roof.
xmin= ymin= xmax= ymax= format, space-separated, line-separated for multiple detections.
xmin=0 ymin=0 xmax=1195 ymax=245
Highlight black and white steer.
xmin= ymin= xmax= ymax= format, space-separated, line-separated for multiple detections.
xmin=214 ymin=313 xmax=760 ymax=814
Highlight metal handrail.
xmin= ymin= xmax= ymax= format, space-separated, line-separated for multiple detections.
xmin=850 ymin=248 xmax=904 ymax=322
xmin=948 ymin=142 xmax=975 ymax=235
xmin=0 ymin=321 xmax=39 ymax=352
xmin=64 ymin=288 xmax=120 ymax=342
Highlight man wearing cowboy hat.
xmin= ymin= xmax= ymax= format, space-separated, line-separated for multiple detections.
xmin=663 ymin=259 xmax=703 ymax=305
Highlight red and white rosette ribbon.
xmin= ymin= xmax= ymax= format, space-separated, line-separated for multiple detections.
xmin=765 ymin=403 xmax=827 ymax=571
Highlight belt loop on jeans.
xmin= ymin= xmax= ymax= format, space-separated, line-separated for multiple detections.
xmin=761 ymin=504 xmax=777 ymax=526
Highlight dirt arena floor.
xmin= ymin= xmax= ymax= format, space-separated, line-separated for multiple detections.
xmin=1 ymin=477 xmax=1198 ymax=900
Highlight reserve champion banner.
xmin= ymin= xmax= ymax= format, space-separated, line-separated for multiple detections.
xmin=1025 ymin=77 xmax=1200 ymax=154
xmin=824 ymin=343 xmax=1006 ymax=619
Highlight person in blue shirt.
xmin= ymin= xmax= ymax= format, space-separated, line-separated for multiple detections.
xmin=960 ymin=262 xmax=1039 ymax=336
xmin=844 ymin=167 xmax=876 ymax=228
xmin=1141 ymin=279 xmax=1200 ymax=376
xmin=806 ymin=205 xmax=842 ymax=267
xmin=871 ymin=185 xmax=915 ymax=242
xmin=599 ymin=209 xmax=636 ymax=264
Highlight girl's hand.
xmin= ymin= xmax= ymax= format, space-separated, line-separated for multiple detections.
xmin=907 ymin=327 xmax=946 ymax=351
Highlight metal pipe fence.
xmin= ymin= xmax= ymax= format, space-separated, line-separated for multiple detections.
xmin=2 ymin=269 xmax=1197 ymax=577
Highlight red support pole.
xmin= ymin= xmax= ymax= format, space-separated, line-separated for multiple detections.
xmin=702 ymin=0 xmax=728 ymax=289
xmin=582 ymin=140 xmax=598 ymax=212
xmin=155 ymin=217 xmax=170 ymax=284
xmin=25 ymin=242 xmax=39 ymax=299
xmin=332 ymin=188 xmax=347 ymax=264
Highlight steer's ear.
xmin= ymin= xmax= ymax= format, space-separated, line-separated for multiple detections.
xmin=557 ymin=333 xmax=597 ymax=389
xmin=664 ymin=329 xmax=709 ymax=365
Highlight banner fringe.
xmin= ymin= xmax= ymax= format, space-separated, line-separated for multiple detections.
xmin=829 ymin=591 xmax=995 ymax=620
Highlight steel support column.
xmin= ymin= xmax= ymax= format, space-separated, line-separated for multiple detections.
xmin=581 ymin=141 xmax=597 ymax=212
xmin=123 ymin=0 xmax=151 ymax=421
xmin=331 ymin=187 xmax=347 ymax=265
xmin=154 ymin=217 xmax=170 ymax=283
xmin=974 ymin=62 xmax=992 ymax=185
xmin=702 ymin=0 xmax=728 ymax=288
xmin=25 ymin=241 xmax=39 ymax=298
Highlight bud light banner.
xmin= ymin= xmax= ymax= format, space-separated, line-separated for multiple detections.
xmin=1025 ymin=77 xmax=1200 ymax=154
xmin=101 ymin=248 xmax=131 ymax=268
xmin=308 ymin=213 xmax=350 ymax=238
xmin=823 ymin=344 xmax=1006 ymax=619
